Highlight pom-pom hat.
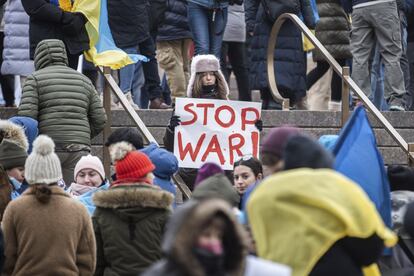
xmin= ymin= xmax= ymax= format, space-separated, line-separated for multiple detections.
xmin=110 ymin=142 xmax=155 ymax=184
xmin=24 ymin=135 xmax=62 ymax=185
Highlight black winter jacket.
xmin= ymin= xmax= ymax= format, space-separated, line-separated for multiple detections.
xmin=107 ymin=0 xmax=150 ymax=48
xmin=157 ymin=0 xmax=192 ymax=41
xmin=21 ymin=0 xmax=89 ymax=58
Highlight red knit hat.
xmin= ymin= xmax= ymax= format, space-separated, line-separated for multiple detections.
xmin=110 ymin=142 xmax=155 ymax=183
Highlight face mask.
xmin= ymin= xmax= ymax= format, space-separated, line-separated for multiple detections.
xmin=194 ymin=246 xmax=225 ymax=276
xmin=201 ymin=84 xmax=218 ymax=99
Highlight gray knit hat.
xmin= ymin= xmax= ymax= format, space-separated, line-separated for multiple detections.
xmin=24 ymin=135 xmax=62 ymax=185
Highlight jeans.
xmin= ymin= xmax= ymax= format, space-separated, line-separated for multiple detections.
xmin=187 ymin=1 xmax=228 ymax=58
xmin=350 ymin=1 xmax=405 ymax=106
xmin=408 ymin=42 xmax=414 ymax=110
xmin=221 ymin=41 xmax=251 ymax=101
xmin=119 ymin=37 xmax=163 ymax=101
xmin=370 ymin=44 xmax=388 ymax=110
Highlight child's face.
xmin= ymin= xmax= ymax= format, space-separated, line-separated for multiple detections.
xmin=201 ymin=72 xmax=216 ymax=86
xmin=76 ymin=169 xmax=102 ymax=187
xmin=233 ymin=165 xmax=261 ymax=194
xmin=7 ymin=167 xmax=25 ymax=183
xmin=197 ymin=217 xmax=225 ymax=255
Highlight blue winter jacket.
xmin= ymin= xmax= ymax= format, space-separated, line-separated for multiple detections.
xmin=157 ymin=0 xmax=192 ymax=41
xmin=77 ymin=181 xmax=110 ymax=216
xmin=140 ymin=143 xmax=178 ymax=199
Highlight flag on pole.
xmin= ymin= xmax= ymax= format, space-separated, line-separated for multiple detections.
xmin=72 ymin=0 xmax=148 ymax=69
xmin=333 ymin=106 xmax=392 ymax=229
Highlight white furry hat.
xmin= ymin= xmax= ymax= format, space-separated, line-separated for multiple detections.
xmin=187 ymin=55 xmax=229 ymax=98
xmin=25 ymin=135 xmax=62 ymax=185
xmin=0 ymin=120 xmax=28 ymax=152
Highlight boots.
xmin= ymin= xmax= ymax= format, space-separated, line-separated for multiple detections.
xmin=149 ymin=97 xmax=170 ymax=109
xmin=100 ymin=94 xmax=119 ymax=109
xmin=124 ymin=92 xmax=140 ymax=109
xmin=329 ymin=101 xmax=341 ymax=111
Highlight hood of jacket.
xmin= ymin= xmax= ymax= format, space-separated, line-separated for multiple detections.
xmin=161 ymin=199 xmax=247 ymax=276
xmin=247 ymin=168 xmax=397 ymax=276
xmin=93 ymin=183 xmax=174 ymax=223
xmin=140 ymin=143 xmax=178 ymax=179
xmin=8 ymin=117 xmax=38 ymax=153
xmin=192 ymin=174 xmax=240 ymax=207
xmin=34 ymin=39 xmax=69 ymax=70
xmin=93 ymin=182 xmax=174 ymax=209
xmin=0 ymin=119 xmax=28 ymax=152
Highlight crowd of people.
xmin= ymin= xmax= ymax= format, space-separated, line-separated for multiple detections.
xmin=0 ymin=0 xmax=413 ymax=111
xmin=0 ymin=0 xmax=413 ymax=274
xmin=1 ymin=111 xmax=414 ymax=274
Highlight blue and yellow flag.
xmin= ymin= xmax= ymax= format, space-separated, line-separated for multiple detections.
xmin=72 ymin=0 xmax=148 ymax=69
xmin=333 ymin=106 xmax=392 ymax=231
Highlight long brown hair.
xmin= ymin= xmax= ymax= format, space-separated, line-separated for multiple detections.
xmin=192 ymin=72 xmax=228 ymax=100
xmin=29 ymin=184 xmax=53 ymax=204
xmin=0 ymin=165 xmax=12 ymax=221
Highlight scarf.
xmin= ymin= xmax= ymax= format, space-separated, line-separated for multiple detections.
xmin=68 ymin=182 xmax=97 ymax=197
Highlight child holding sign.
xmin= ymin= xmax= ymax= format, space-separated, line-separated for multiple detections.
xmin=164 ymin=54 xmax=262 ymax=190
xmin=164 ymin=54 xmax=231 ymax=190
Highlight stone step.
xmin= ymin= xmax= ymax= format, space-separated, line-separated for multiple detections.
xmin=1 ymin=108 xmax=413 ymax=165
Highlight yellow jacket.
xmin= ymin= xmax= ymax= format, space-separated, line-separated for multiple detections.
xmin=247 ymin=168 xmax=397 ymax=276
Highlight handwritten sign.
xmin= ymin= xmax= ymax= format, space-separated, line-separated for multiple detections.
xmin=174 ymin=98 xmax=262 ymax=170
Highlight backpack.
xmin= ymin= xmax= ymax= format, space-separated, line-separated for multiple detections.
xmin=261 ymin=0 xmax=301 ymax=23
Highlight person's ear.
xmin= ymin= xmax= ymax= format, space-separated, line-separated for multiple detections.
xmin=257 ymin=173 xmax=263 ymax=181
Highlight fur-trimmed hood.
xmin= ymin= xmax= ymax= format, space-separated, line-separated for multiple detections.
xmin=187 ymin=55 xmax=229 ymax=99
xmin=93 ymin=183 xmax=174 ymax=210
xmin=0 ymin=120 xmax=28 ymax=152
xmin=161 ymin=199 xmax=247 ymax=276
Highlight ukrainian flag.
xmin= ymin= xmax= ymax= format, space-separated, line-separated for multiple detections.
xmin=72 ymin=0 xmax=148 ymax=69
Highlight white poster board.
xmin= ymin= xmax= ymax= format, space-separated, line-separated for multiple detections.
xmin=174 ymin=98 xmax=262 ymax=170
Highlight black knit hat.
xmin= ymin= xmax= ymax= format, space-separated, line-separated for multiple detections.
xmin=387 ymin=165 xmax=414 ymax=192
xmin=0 ymin=139 xmax=28 ymax=170
xmin=105 ymin=128 xmax=144 ymax=150
xmin=283 ymin=135 xmax=334 ymax=170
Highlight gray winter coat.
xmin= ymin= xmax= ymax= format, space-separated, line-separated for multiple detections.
xmin=312 ymin=0 xmax=351 ymax=61
xmin=223 ymin=4 xmax=246 ymax=42
xmin=1 ymin=0 xmax=34 ymax=76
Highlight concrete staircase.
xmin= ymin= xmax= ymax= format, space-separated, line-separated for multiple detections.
xmin=1 ymin=108 xmax=413 ymax=165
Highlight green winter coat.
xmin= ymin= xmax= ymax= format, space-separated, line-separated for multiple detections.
xmin=17 ymin=39 xmax=106 ymax=147
xmin=312 ymin=0 xmax=351 ymax=61
xmin=92 ymin=183 xmax=174 ymax=276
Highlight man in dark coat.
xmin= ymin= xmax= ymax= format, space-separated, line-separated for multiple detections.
xmin=245 ymin=0 xmax=318 ymax=109
xmin=21 ymin=0 xmax=88 ymax=69
xmin=107 ymin=0 xmax=170 ymax=109
xmin=156 ymin=0 xmax=192 ymax=101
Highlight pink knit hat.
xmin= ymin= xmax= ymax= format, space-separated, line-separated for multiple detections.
xmin=74 ymin=155 xmax=105 ymax=182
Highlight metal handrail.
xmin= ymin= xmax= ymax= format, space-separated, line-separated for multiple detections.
xmin=98 ymin=66 xmax=192 ymax=199
xmin=267 ymin=13 xmax=414 ymax=164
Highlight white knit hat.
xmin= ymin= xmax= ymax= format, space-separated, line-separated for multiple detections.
xmin=74 ymin=155 xmax=105 ymax=182
xmin=24 ymin=135 xmax=62 ymax=185
xmin=186 ymin=54 xmax=229 ymax=98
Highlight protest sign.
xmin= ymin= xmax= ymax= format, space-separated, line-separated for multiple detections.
xmin=174 ymin=98 xmax=262 ymax=170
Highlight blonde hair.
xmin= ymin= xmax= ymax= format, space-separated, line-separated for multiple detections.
xmin=192 ymin=72 xmax=228 ymax=100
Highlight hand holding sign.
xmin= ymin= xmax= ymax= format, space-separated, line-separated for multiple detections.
xmin=173 ymin=98 xmax=262 ymax=170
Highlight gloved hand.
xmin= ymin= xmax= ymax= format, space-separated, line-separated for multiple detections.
xmin=254 ymin=119 xmax=263 ymax=132
xmin=168 ymin=115 xmax=181 ymax=131
xmin=61 ymin=12 xmax=87 ymax=36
